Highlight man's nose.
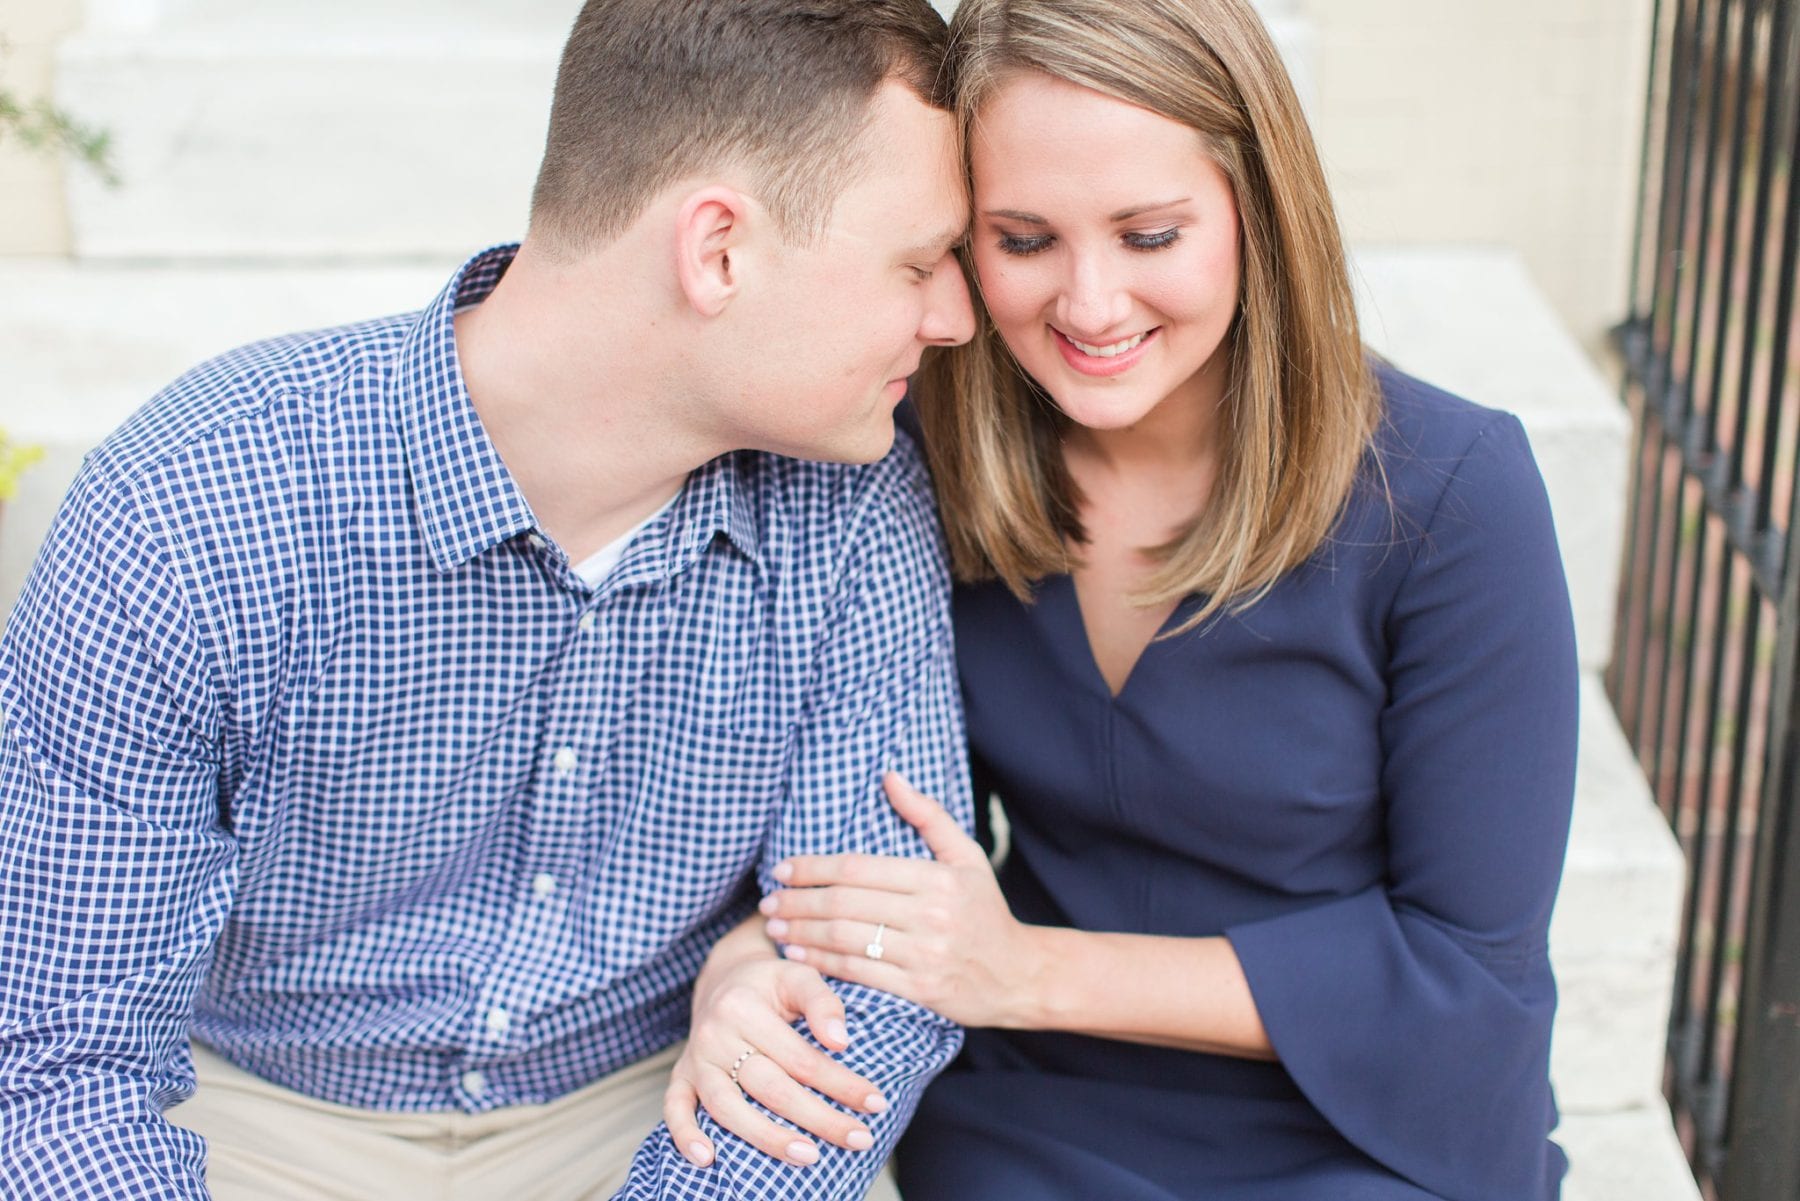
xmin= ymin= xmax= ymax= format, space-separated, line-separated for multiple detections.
xmin=920 ymin=255 xmax=976 ymax=347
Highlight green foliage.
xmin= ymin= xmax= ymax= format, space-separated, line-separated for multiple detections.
xmin=0 ymin=430 xmax=44 ymax=503
xmin=0 ymin=81 xmax=118 ymax=185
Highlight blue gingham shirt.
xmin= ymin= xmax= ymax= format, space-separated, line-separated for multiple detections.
xmin=0 ymin=246 xmax=971 ymax=1200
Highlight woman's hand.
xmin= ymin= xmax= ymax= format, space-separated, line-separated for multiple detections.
xmin=764 ymin=772 xmax=1046 ymax=1029
xmin=664 ymin=927 xmax=890 ymax=1170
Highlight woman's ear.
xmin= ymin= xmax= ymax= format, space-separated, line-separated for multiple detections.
xmin=673 ymin=186 xmax=751 ymax=318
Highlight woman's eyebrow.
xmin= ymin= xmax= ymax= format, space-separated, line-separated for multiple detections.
xmin=981 ymin=199 xmax=1193 ymax=225
xmin=1110 ymin=198 xmax=1190 ymax=221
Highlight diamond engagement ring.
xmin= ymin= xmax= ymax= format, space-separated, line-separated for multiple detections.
xmin=729 ymin=1046 xmax=759 ymax=1087
xmin=865 ymin=922 xmax=887 ymax=961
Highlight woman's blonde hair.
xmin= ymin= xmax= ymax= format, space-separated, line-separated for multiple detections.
xmin=916 ymin=0 xmax=1380 ymax=629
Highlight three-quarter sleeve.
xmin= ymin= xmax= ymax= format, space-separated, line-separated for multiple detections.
xmin=1226 ymin=413 xmax=1578 ymax=1201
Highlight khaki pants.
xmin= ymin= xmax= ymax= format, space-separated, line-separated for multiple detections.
xmin=172 ymin=1042 xmax=901 ymax=1201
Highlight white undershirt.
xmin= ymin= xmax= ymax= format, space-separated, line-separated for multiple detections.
xmin=569 ymin=494 xmax=679 ymax=590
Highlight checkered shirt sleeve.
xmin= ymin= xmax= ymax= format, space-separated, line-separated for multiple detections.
xmin=0 ymin=465 xmax=223 ymax=1197
xmin=615 ymin=433 xmax=973 ymax=1201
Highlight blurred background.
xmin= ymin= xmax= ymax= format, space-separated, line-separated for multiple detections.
xmin=2 ymin=2 xmax=1796 ymax=1200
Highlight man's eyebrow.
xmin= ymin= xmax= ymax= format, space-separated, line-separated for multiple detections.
xmin=901 ymin=223 xmax=971 ymax=261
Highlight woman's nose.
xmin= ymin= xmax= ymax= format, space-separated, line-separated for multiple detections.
xmin=1055 ymin=252 xmax=1131 ymax=337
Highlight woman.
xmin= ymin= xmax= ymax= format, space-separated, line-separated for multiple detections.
xmin=668 ymin=0 xmax=1577 ymax=1196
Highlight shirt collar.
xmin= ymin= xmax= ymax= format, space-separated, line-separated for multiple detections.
xmin=394 ymin=244 xmax=762 ymax=578
xmin=599 ymin=451 xmax=762 ymax=594
xmin=394 ymin=244 xmax=538 ymax=573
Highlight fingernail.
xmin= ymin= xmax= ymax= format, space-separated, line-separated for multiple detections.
xmin=786 ymin=945 xmax=808 ymax=962
xmin=766 ymin=917 xmax=789 ymax=937
xmin=847 ymin=1129 xmax=874 ymax=1151
xmin=758 ymin=894 xmax=779 ymax=915
xmin=787 ymin=1139 xmax=820 ymax=1165
xmin=773 ymin=862 xmax=793 ymax=882
xmin=864 ymin=1092 xmax=888 ymax=1113
xmin=826 ymin=1020 xmax=850 ymax=1045
xmin=686 ymin=1141 xmax=714 ymax=1166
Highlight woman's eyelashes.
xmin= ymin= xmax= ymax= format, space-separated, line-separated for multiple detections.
xmin=1124 ymin=227 xmax=1182 ymax=250
xmin=996 ymin=232 xmax=1053 ymax=257
xmin=993 ymin=227 xmax=1185 ymax=257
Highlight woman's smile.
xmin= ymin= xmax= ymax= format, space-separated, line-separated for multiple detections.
xmin=1053 ymin=326 xmax=1159 ymax=376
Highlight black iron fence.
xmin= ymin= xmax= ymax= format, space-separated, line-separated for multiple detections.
xmin=1609 ymin=0 xmax=1800 ymax=1196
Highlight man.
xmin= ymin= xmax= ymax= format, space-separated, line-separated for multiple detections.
xmin=0 ymin=0 xmax=975 ymax=1196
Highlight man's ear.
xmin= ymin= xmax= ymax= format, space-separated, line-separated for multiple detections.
xmin=673 ymin=186 xmax=752 ymax=318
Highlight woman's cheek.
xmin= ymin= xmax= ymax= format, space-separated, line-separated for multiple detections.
xmin=978 ymin=265 xmax=1043 ymax=333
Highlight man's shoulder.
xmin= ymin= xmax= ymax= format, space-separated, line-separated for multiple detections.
xmin=732 ymin=427 xmax=940 ymax=563
xmin=89 ymin=313 xmax=415 ymax=491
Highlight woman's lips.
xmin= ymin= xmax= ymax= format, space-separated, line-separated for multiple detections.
xmin=1053 ymin=327 xmax=1158 ymax=377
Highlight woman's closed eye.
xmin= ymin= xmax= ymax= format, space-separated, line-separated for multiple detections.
xmin=1124 ymin=227 xmax=1182 ymax=251
xmin=994 ymin=228 xmax=1185 ymax=257
xmin=996 ymin=232 xmax=1054 ymax=257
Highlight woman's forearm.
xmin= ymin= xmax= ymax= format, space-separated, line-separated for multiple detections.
xmin=1013 ymin=925 xmax=1275 ymax=1060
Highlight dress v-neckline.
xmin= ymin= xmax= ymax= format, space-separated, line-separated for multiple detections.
xmin=1051 ymin=574 xmax=1189 ymax=702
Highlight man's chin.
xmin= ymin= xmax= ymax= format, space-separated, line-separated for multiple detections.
xmin=762 ymin=418 xmax=896 ymax=466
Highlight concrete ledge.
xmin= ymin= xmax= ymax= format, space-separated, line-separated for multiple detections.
xmin=1353 ymin=245 xmax=1629 ymax=673
xmin=0 ymin=258 xmax=452 ymax=617
xmin=58 ymin=32 xmax=554 ymax=258
xmin=1561 ymin=1108 xmax=1702 ymax=1201
xmin=1551 ymin=675 xmax=1685 ymax=1113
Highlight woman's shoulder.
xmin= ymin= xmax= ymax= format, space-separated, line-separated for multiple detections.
xmin=1370 ymin=360 xmax=1520 ymax=460
xmin=1362 ymin=359 xmax=1544 ymax=519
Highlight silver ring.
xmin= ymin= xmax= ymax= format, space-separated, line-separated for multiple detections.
xmin=865 ymin=923 xmax=887 ymax=961
xmin=729 ymin=1046 xmax=759 ymax=1086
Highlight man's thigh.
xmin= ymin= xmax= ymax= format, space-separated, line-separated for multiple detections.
xmin=172 ymin=1041 xmax=901 ymax=1200
xmin=170 ymin=1043 xmax=453 ymax=1200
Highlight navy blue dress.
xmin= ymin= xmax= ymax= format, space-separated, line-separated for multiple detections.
xmin=895 ymin=369 xmax=1578 ymax=1201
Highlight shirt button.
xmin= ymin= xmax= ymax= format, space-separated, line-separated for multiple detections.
xmin=527 ymin=533 xmax=547 ymax=550
xmin=485 ymin=1008 xmax=510 ymax=1036
xmin=532 ymin=873 xmax=558 ymax=898
xmin=461 ymin=1070 xmax=487 ymax=1098
xmin=578 ymin=611 xmax=597 ymax=631
xmin=553 ymin=747 xmax=578 ymax=774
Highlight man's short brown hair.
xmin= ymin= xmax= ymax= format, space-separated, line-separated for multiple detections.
xmin=530 ymin=0 xmax=951 ymax=255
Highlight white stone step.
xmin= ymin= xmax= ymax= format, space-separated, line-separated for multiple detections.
xmin=1354 ymin=245 xmax=1630 ymax=673
xmin=1561 ymin=1108 xmax=1703 ymax=1201
xmin=0 ymin=257 xmax=454 ymax=613
xmin=1552 ymin=675 xmax=1684 ymax=1114
xmin=56 ymin=1 xmax=578 ymax=258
